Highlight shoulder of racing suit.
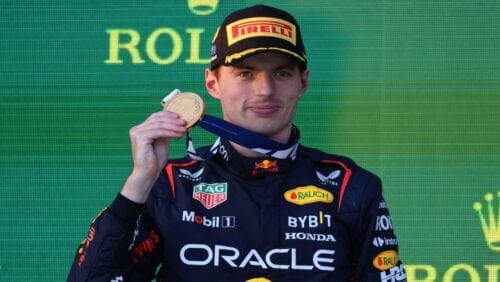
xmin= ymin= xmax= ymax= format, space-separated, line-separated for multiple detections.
xmin=297 ymin=145 xmax=383 ymax=214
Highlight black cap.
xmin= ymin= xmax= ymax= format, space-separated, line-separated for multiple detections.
xmin=210 ymin=5 xmax=307 ymax=70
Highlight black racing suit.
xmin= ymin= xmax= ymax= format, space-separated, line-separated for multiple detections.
xmin=68 ymin=138 xmax=406 ymax=281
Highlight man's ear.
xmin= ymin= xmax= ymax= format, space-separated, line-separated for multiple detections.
xmin=205 ymin=68 xmax=221 ymax=99
xmin=298 ymin=69 xmax=310 ymax=98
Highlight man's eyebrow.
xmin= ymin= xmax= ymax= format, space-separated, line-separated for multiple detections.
xmin=233 ymin=62 xmax=296 ymax=70
xmin=232 ymin=62 xmax=254 ymax=69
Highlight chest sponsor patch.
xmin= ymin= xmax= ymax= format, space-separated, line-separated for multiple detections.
xmin=373 ymin=250 xmax=399 ymax=271
xmin=284 ymin=186 xmax=334 ymax=206
xmin=193 ymin=183 xmax=228 ymax=209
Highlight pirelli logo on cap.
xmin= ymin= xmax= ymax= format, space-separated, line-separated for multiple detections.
xmin=226 ymin=17 xmax=297 ymax=46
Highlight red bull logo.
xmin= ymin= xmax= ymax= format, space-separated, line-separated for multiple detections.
xmin=252 ymin=160 xmax=279 ymax=175
xmin=255 ymin=160 xmax=278 ymax=170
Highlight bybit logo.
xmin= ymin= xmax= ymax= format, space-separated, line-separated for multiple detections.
xmin=187 ymin=0 xmax=219 ymax=15
xmin=473 ymin=191 xmax=500 ymax=251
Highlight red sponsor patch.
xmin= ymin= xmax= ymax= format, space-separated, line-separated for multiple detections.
xmin=193 ymin=183 xmax=228 ymax=209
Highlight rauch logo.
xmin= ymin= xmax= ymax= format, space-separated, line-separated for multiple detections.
xmin=284 ymin=186 xmax=334 ymax=206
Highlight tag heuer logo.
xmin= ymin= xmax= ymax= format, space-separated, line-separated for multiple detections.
xmin=193 ymin=183 xmax=228 ymax=209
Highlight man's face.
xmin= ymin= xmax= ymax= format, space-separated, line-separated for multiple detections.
xmin=205 ymin=52 xmax=309 ymax=143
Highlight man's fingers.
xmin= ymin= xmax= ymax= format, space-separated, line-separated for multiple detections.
xmin=131 ymin=111 xmax=188 ymax=140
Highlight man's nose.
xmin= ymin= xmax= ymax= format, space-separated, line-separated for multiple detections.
xmin=255 ymin=73 xmax=275 ymax=96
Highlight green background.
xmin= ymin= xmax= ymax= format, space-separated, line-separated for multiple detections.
xmin=1 ymin=1 xmax=499 ymax=281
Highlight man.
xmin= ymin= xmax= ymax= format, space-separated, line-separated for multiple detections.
xmin=68 ymin=5 xmax=406 ymax=281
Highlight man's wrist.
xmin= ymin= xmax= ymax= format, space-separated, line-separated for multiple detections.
xmin=109 ymin=193 xmax=146 ymax=226
xmin=120 ymin=171 xmax=156 ymax=204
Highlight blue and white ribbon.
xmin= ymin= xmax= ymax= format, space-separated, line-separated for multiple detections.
xmin=189 ymin=114 xmax=299 ymax=160
xmin=163 ymin=90 xmax=299 ymax=160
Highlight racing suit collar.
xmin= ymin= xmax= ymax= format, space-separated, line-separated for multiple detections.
xmin=215 ymin=127 xmax=301 ymax=178
xmin=218 ymin=138 xmax=293 ymax=178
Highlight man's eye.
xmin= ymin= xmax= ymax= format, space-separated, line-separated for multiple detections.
xmin=237 ymin=71 xmax=253 ymax=79
xmin=275 ymin=70 xmax=292 ymax=78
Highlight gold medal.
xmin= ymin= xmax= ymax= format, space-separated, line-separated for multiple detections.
xmin=162 ymin=91 xmax=205 ymax=128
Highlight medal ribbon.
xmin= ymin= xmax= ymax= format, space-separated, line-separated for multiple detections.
xmin=187 ymin=115 xmax=300 ymax=160
xmin=199 ymin=115 xmax=295 ymax=151
xmin=162 ymin=89 xmax=299 ymax=160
